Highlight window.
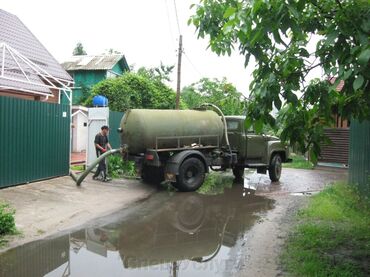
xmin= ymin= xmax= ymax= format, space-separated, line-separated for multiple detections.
xmin=227 ymin=120 xmax=239 ymax=131
xmin=106 ymin=71 xmax=119 ymax=79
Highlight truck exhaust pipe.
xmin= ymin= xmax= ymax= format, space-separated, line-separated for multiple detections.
xmin=70 ymin=148 xmax=122 ymax=186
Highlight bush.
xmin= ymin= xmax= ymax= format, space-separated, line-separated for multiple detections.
xmin=0 ymin=203 xmax=16 ymax=236
xmin=85 ymin=72 xmax=177 ymax=111
xmin=108 ymin=155 xmax=136 ymax=178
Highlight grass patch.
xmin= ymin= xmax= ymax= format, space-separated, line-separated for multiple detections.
xmin=70 ymin=164 xmax=85 ymax=171
xmin=282 ymin=183 xmax=370 ymax=276
xmin=284 ymin=153 xmax=314 ymax=169
xmin=161 ymin=172 xmax=235 ymax=194
xmin=197 ymin=172 xmax=234 ymax=195
xmin=0 ymin=202 xmax=17 ymax=247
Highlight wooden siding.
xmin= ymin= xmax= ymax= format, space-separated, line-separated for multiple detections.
xmin=319 ymin=128 xmax=350 ymax=165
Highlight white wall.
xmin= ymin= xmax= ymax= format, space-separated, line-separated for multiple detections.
xmin=86 ymin=107 xmax=109 ymax=167
xmin=72 ymin=109 xmax=88 ymax=152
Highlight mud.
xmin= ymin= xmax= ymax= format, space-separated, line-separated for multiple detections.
xmin=0 ymin=167 xmax=347 ymax=277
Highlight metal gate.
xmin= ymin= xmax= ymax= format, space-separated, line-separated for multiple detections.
xmin=349 ymin=120 xmax=370 ymax=195
xmin=318 ymin=128 xmax=350 ymax=165
xmin=0 ymin=96 xmax=70 ymax=188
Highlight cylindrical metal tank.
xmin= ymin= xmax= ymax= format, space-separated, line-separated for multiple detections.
xmin=120 ymin=109 xmax=224 ymax=154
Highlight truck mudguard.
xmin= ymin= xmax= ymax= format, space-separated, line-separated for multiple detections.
xmin=165 ymin=150 xmax=209 ymax=176
xmin=267 ymin=141 xmax=288 ymax=163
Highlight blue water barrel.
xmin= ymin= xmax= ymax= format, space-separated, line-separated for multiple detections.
xmin=92 ymin=95 xmax=108 ymax=107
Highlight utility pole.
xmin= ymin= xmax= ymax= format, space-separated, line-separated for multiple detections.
xmin=175 ymin=35 xmax=183 ymax=110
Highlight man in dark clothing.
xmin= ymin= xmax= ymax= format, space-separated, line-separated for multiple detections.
xmin=93 ymin=125 xmax=112 ymax=181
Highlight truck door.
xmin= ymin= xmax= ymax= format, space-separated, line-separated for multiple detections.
xmin=226 ymin=119 xmax=246 ymax=157
xmin=246 ymin=130 xmax=267 ymax=162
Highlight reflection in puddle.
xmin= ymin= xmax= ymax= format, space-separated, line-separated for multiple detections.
xmin=0 ymin=184 xmax=274 ymax=277
xmin=290 ymin=191 xmax=320 ymax=196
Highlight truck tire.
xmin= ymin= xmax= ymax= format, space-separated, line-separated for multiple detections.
xmin=269 ymin=154 xmax=282 ymax=182
xmin=173 ymin=194 xmax=205 ymax=233
xmin=232 ymin=166 xmax=244 ymax=179
xmin=175 ymin=157 xmax=205 ymax=192
xmin=141 ymin=165 xmax=164 ymax=184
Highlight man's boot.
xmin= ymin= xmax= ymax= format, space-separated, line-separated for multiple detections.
xmin=93 ymin=171 xmax=101 ymax=180
xmin=102 ymin=172 xmax=112 ymax=182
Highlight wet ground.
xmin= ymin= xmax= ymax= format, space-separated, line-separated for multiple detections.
xmin=0 ymin=167 xmax=347 ymax=277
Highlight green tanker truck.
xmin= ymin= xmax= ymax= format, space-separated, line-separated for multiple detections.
xmin=119 ymin=107 xmax=290 ymax=192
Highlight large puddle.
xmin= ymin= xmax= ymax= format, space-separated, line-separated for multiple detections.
xmin=0 ymin=178 xmax=275 ymax=277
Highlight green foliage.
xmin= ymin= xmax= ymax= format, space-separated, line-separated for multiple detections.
xmin=190 ymin=0 xmax=370 ymax=156
xmin=181 ymin=77 xmax=246 ymax=115
xmin=283 ymin=154 xmax=314 ymax=169
xmin=282 ymin=183 xmax=370 ymax=276
xmin=137 ymin=62 xmax=175 ymax=82
xmin=76 ymin=84 xmax=91 ymax=105
xmin=73 ymin=42 xmax=87 ymax=55
xmin=0 ymin=203 xmax=16 ymax=236
xmin=85 ymin=68 xmax=178 ymax=111
xmin=105 ymin=48 xmax=121 ymax=54
xmin=108 ymin=155 xmax=136 ymax=178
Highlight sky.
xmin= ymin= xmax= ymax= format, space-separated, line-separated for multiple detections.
xmin=1 ymin=0 xmax=323 ymax=96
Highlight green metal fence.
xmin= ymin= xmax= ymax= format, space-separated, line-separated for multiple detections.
xmin=0 ymin=96 xmax=70 ymax=188
xmin=349 ymin=120 xmax=370 ymax=195
xmin=109 ymin=111 xmax=124 ymax=149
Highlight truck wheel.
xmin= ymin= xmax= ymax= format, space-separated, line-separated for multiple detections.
xmin=232 ymin=166 xmax=244 ymax=179
xmin=269 ymin=154 xmax=282 ymax=182
xmin=176 ymin=158 xmax=205 ymax=192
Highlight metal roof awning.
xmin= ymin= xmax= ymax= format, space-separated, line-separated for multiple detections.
xmin=62 ymin=54 xmax=129 ymax=71
xmin=0 ymin=42 xmax=73 ymax=102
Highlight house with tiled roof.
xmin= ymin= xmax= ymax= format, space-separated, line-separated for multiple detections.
xmin=0 ymin=9 xmax=73 ymax=188
xmin=62 ymin=54 xmax=129 ymax=104
xmin=0 ymin=9 xmax=73 ymax=103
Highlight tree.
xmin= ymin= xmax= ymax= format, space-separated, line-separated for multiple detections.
xmin=190 ymin=0 xmax=370 ymax=160
xmin=137 ymin=62 xmax=175 ymax=82
xmin=105 ymin=48 xmax=121 ymax=54
xmin=73 ymin=42 xmax=87 ymax=55
xmin=182 ymin=77 xmax=246 ymax=115
xmin=85 ymin=69 xmax=178 ymax=111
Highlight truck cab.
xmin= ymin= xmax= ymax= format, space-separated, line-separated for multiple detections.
xmin=226 ymin=116 xmax=290 ymax=179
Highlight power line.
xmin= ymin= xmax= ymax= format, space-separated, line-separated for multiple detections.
xmin=173 ymin=0 xmax=181 ymax=35
xmin=164 ymin=0 xmax=176 ymax=49
xmin=183 ymin=51 xmax=202 ymax=77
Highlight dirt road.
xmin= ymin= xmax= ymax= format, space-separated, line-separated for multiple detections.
xmin=0 ymin=167 xmax=348 ymax=276
xmin=236 ymin=167 xmax=348 ymax=276
xmin=0 ymin=175 xmax=155 ymax=252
